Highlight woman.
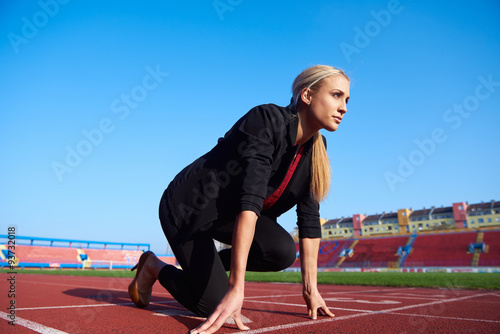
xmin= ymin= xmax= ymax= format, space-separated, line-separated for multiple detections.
xmin=129 ymin=65 xmax=350 ymax=333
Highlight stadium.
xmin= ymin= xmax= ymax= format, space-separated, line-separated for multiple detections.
xmin=2 ymin=199 xmax=499 ymax=272
xmin=289 ymin=199 xmax=500 ymax=272
xmin=2 ymin=199 xmax=499 ymax=333
xmin=3 ymin=1 xmax=499 ymax=332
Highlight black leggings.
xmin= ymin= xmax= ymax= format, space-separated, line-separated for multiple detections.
xmin=157 ymin=215 xmax=297 ymax=317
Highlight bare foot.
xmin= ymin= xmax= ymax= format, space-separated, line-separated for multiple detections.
xmin=137 ymin=253 xmax=166 ymax=293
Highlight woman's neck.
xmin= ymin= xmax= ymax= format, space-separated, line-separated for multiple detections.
xmin=295 ymin=108 xmax=318 ymax=145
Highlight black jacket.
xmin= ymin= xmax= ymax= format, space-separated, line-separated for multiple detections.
xmin=160 ymin=103 xmax=322 ymax=245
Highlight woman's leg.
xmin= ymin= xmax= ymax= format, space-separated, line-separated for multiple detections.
xmin=156 ymin=232 xmax=229 ymax=318
xmin=213 ymin=215 xmax=297 ymax=272
xmin=157 ymin=189 xmax=230 ymax=317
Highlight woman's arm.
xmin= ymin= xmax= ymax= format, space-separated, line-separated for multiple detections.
xmin=299 ymin=237 xmax=335 ymax=319
xmin=191 ymin=210 xmax=257 ymax=334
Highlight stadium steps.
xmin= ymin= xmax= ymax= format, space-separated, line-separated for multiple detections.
xmin=471 ymin=232 xmax=484 ymax=266
xmin=77 ymin=249 xmax=91 ymax=268
xmin=476 ymin=232 xmax=484 ymax=243
xmin=335 ymin=240 xmax=358 ymax=268
xmin=472 ymin=252 xmax=480 ymax=266
xmin=396 ymin=235 xmax=416 ymax=268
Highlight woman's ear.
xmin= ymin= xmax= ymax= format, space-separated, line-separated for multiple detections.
xmin=301 ymin=88 xmax=311 ymax=105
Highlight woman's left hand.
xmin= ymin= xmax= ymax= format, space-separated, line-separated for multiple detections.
xmin=302 ymin=287 xmax=335 ymax=320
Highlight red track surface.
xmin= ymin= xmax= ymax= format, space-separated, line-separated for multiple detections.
xmin=1 ymin=273 xmax=499 ymax=333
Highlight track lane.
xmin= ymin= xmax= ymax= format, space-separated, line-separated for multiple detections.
xmin=1 ymin=273 xmax=499 ymax=333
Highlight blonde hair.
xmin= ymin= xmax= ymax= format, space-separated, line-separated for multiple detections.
xmin=292 ymin=65 xmax=349 ymax=202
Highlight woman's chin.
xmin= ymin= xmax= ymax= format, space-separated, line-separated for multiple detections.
xmin=324 ymin=124 xmax=339 ymax=132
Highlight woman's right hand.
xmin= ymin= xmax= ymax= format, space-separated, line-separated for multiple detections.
xmin=192 ymin=211 xmax=256 ymax=333
xmin=190 ymin=287 xmax=249 ymax=334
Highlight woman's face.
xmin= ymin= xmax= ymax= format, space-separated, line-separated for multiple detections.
xmin=304 ymin=75 xmax=350 ymax=132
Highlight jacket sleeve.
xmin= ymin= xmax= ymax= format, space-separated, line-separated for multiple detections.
xmin=296 ymin=188 xmax=322 ymax=238
xmin=230 ymin=105 xmax=284 ymax=216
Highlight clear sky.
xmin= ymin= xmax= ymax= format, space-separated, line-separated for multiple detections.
xmin=1 ymin=0 xmax=499 ymax=254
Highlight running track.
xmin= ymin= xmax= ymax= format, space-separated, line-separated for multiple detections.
xmin=1 ymin=273 xmax=499 ymax=333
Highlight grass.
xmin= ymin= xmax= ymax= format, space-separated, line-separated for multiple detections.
xmin=245 ymin=271 xmax=500 ymax=290
xmin=2 ymin=268 xmax=499 ymax=290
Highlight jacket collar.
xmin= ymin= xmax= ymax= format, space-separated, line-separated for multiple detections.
xmin=285 ymin=103 xmax=299 ymax=147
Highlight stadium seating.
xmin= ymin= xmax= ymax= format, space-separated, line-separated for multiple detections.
xmin=82 ymin=248 xmax=144 ymax=269
xmin=0 ymin=244 xmax=152 ymax=269
xmin=403 ymin=232 xmax=477 ymax=267
xmin=478 ymin=231 xmax=500 ymax=266
xmin=318 ymin=239 xmax=354 ymax=267
xmin=290 ymin=239 xmax=354 ymax=268
xmin=3 ymin=230 xmax=498 ymax=270
xmin=8 ymin=245 xmax=81 ymax=268
xmin=340 ymin=236 xmax=409 ymax=268
xmin=288 ymin=230 xmax=500 ymax=269
xmin=82 ymin=249 xmax=177 ymax=268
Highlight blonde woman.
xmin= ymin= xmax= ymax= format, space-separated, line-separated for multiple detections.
xmin=129 ymin=65 xmax=350 ymax=333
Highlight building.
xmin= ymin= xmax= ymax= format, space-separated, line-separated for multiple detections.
xmin=467 ymin=201 xmax=500 ymax=228
xmin=320 ymin=200 xmax=500 ymax=239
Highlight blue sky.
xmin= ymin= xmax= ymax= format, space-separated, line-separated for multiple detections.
xmin=1 ymin=0 xmax=499 ymax=254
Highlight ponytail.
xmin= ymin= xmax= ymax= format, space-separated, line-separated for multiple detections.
xmin=310 ymin=131 xmax=330 ymax=202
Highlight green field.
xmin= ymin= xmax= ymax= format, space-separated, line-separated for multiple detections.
xmin=2 ymin=269 xmax=499 ymax=290
xmin=245 ymin=271 xmax=500 ymax=290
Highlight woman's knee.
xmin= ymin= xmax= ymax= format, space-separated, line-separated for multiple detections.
xmin=269 ymin=235 xmax=297 ymax=271
xmin=284 ymin=238 xmax=299 ymax=269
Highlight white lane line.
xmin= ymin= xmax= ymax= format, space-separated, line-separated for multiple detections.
xmin=326 ymin=290 xmax=461 ymax=301
xmin=247 ymin=291 xmax=442 ymax=302
xmin=235 ymin=312 xmax=372 ymax=334
xmin=0 ymin=311 xmax=68 ymax=334
xmin=361 ymin=295 xmax=442 ymax=301
xmin=388 ymin=312 xmax=500 ymax=324
xmin=325 ymin=288 xmax=389 ymax=294
xmin=245 ymin=289 xmax=400 ymax=300
xmin=246 ymin=300 xmax=310 ymax=308
xmin=17 ymin=300 xmax=178 ymax=311
xmin=233 ymin=292 xmax=494 ymax=333
xmin=386 ymin=292 xmax=449 ymax=298
xmin=324 ymin=297 xmax=400 ymax=305
xmin=245 ymin=300 xmax=372 ymax=313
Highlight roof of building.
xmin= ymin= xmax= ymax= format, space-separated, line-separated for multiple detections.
xmin=380 ymin=212 xmax=398 ymax=219
xmin=363 ymin=214 xmax=384 ymax=222
xmin=410 ymin=208 xmax=432 ymax=217
xmin=468 ymin=201 xmax=495 ymax=212
xmin=431 ymin=206 xmax=453 ymax=214
xmin=323 ymin=218 xmax=342 ymax=227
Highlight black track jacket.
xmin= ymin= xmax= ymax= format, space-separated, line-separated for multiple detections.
xmin=160 ymin=103 xmax=323 ymax=245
